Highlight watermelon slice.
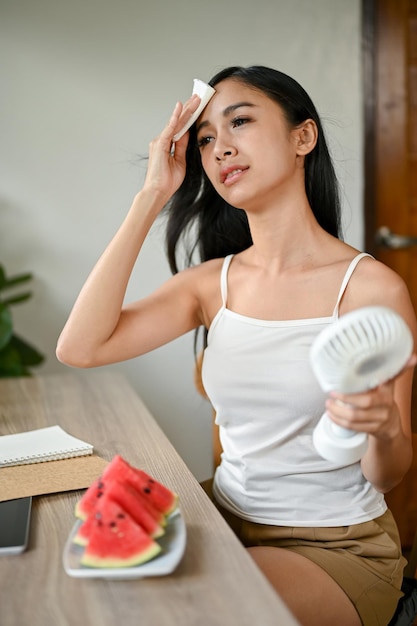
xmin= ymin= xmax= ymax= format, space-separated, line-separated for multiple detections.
xmin=75 ymin=477 xmax=165 ymax=538
xmin=75 ymin=477 xmax=105 ymax=520
xmin=73 ymin=511 xmax=98 ymax=547
xmin=103 ymin=455 xmax=178 ymax=515
xmin=72 ymin=455 xmax=180 ymax=569
xmin=80 ymin=499 xmax=161 ymax=568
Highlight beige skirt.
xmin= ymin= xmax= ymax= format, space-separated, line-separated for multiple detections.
xmin=201 ymin=479 xmax=406 ymax=626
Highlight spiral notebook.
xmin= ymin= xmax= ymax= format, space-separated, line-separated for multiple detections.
xmin=0 ymin=426 xmax=93 ymax=467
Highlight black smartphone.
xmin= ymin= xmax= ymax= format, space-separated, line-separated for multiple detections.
xmin=0 ymin=496 xmax=32 ymax=555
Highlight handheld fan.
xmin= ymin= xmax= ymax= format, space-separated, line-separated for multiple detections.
xmin=310 ymin=306 xmax=413 ymax=464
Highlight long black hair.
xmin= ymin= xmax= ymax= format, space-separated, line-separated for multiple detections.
xmin=165 ymin=65 xmax=342 ymax=274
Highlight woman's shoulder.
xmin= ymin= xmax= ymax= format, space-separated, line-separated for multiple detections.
xmin=340 ymin=249 xmax=414 ymax=321
xmin=327 ymin=240 xmax=405 ymax=290
xmin=351 ymin=252 xmax=407 ymax=291
xmin=182 ymin=256 xmax=228 ymax=278
xmin=177 ymin=256 xmax=227 ymax=298
xmin=180 ymin=257 xmax=229 ymax=327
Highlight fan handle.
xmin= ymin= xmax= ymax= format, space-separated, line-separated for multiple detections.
xmin=313 ymin=413 xmax=368 ymax=464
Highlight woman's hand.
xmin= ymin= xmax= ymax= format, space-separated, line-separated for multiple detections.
xmin=324 ymin=354 xmax=416 ymax=491
xmin=326 ymin=381 xmax=402 ymax=441
xmin=143 ymin=94 xmax=201 ymax=202
xmin=324 ymin=354 xmax=417 ymax=441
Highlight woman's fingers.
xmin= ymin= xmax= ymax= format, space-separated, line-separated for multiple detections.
xmin=164 ymin=94 xmax=201 ymax=144
xmin=325 ymin=381 xmax=398 ymax=436
xmin=143 ymin=94 xmax=202 ymax=198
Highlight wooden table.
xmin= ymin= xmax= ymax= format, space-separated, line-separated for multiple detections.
xmin=0 ymin=371 xmax=300 ymax=626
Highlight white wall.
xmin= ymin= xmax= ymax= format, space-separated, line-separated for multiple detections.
xmin=0 ymin=0 xmax=362 ymax=481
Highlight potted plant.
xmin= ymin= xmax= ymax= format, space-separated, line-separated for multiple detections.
xmin=0 ymin=264 xmax=45 ymax=376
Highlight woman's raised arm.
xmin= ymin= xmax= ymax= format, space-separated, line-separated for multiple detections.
xmin=56 ymin=96 xmax=203 ymax=368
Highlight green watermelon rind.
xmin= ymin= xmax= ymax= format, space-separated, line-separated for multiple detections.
xmin=76 ymin=497 xmax=164 ymax=569
xmin=73 ymin=530 xmax=88 ymax=547
xmin=80 ymin=541 xmax=161 ymax=569
xmin=63 ymin=508 xmax=187 ymax=578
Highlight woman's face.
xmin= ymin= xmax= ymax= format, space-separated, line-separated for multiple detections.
xmin=196 ymin=79 xmax=308 ymax=212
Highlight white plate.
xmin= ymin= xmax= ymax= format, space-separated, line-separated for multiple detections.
xmin=63 ymin=509 xmax=186 ymax=580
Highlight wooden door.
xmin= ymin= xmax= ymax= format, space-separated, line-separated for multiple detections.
xmin=363 ymin=0 xmax=417 ymax=549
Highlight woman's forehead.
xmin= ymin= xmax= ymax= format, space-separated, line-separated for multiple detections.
xmin=197 ymin=79 xmax=270 ymax=125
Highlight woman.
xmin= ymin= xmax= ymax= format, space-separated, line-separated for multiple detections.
xmin=57 ymin=66 xmax=417 ymax=626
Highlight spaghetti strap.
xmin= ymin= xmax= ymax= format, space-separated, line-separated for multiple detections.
xmin=332 ymin=252 xmax=374 ymax=317
xmin=220 ymin=255 xmax=234 ymax=307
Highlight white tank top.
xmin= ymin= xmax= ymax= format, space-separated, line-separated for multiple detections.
xmin=202 ymin=252 xmax=386 ymax=527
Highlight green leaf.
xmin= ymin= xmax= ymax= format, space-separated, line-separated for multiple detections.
xmin=0 ymin=265 xmax=44 ymax=376
xmin=2 ymin=292 xmax=32 ymax=306
xmin=9 ymin=334 xmax=44 ymax=367
xmin=0 ymin=266 xmax=6 ymax=289
xmin=0 ymin=264 xmax=33 ymax=297
xmin=0 ymin=265 xmax=33 ymax=307
xmin=1 ymin=272 xmax=33 ymax=290
xmin=0 ymin=343 xmax=29 ymax=376
xmin=0 ymin=303 xmax=13 ymax=350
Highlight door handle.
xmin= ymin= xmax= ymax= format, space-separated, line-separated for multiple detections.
xmin=375 ymin=226 xmax=417 ymax=249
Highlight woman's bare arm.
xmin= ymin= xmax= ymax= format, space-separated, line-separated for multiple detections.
xmin=57 ymin=96 xmax=203 ymax=367
xmin=326 ymin=262 xmax=417 ymax=492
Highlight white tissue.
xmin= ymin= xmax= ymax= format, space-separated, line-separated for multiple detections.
xmin=172 ymin=79 xmax=216 ymax=142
